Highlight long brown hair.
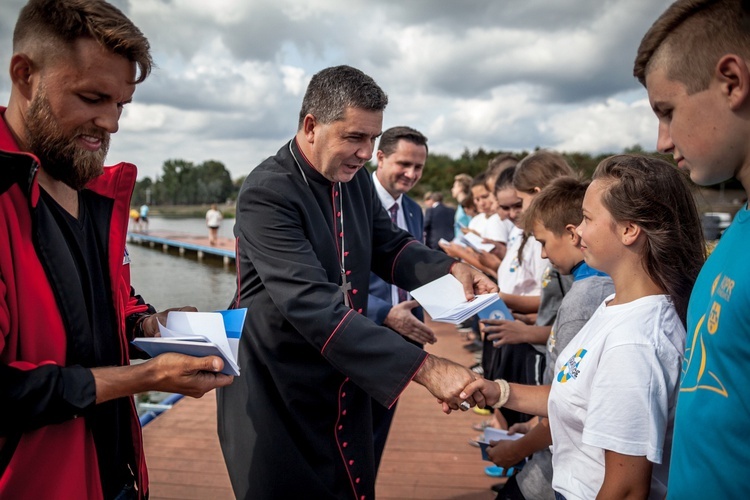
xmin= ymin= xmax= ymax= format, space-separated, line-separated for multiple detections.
xmin=593 ymin=155 xmax=706 ymax=325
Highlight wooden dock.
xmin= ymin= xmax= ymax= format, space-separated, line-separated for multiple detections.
xmin=141 ymin=319 xmax=500 ymax=499
xmin=127 ymin=231 xmax=235 ymax=263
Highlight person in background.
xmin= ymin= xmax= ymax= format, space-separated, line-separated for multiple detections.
xmin=205 ymin=203 xmax=223 ymax=246
xmin=0 ymin=1 xmax=233 ymax=498
xmin=367 ymin=125 xmax=435 ymax=472
xmin=139 ymin=203 xmax=149 ymax=232
xmin=634 ymin=1 xmax=750 ymax=497
xmin=424 ymin=192 xmax=456 ymax=251
xmin=452 ymin=173 xmax=473 ymax=238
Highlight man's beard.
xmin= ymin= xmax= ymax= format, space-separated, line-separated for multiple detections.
xmin=25 ymin=88 xmax=110 ymax=191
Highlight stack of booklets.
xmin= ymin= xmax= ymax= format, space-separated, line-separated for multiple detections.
xmin=410 ymin=274 xmax=499 ymax=324
xmin=132 ymin=309 xmax=246 ymax=376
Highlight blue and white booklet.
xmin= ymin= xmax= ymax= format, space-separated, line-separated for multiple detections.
xmin=410 ymin=274 xmax=499 ymax=324
xmin=477 ymin=298 xmax=513 ymax=321
xmin=132 ymin=309 xmax=246 ymax=376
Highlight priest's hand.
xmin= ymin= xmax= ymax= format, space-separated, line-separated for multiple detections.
xmin=413 ymin=354 xmax=477 ymax=412
xmin=384 ymin=300 xmax=437 ymax=345
xmin=450 ymin=262 xmax=498 ymax=300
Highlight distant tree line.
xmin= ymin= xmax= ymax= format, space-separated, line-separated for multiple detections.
xmin=131 ymin=159 xmax=237 ymax=206
xmin=133 ymin=146 xmax=739 ymax=207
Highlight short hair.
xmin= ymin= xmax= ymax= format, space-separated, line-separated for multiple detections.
xmin=523 ymin=176 xmax=589 ymax=235
xmin=634 ymin=0 xmax=750 ymax=93
xmin=378 ymin=126 xmax=428 ymax=156
xmin=431 ymin=192 xmax=444 ymax=202
xmin=298 ymin=65 xmax=388 ymax=129
xmin=13 ymin=0 xmax=153 ymax=84
xmin=513 ymin=150 xmax=574 ymax=193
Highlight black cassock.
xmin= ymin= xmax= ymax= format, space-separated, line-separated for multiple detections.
xmin=217 ymin=139 xmax=454 ymax=499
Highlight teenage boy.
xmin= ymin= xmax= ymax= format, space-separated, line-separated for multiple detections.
xmin=486 ymin=177 xmax=613 ymax=499
xmin=634 ymin=1 xmax=750 ymax=497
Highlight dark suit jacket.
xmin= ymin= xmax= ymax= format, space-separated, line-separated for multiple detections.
xmin=424 ymin=202 xmax=456 ymax=250
xmin=367 ymin=194 xmax=424 ymax=326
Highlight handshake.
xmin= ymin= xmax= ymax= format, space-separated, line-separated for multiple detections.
xmin=413 ymin=355 xmax=509 ymax=414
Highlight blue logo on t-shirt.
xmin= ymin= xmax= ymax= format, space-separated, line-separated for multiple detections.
xmin=557 ymin=348 xmax=587 ymax=383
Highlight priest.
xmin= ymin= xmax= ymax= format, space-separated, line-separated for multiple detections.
xmin=217 ymin=65 xmax=497 ymax=500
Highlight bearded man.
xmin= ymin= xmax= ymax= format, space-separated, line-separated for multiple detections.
xmin=0 ymin=1 xmax=233 ymax=498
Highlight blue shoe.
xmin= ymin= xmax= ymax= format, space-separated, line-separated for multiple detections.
xmin=484 ymin=465 xmax=516 ymax=477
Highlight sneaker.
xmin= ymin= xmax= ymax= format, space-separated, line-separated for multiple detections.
xmin=470 ymin=363 xmax=484 ymax=376
xmin=484 ymin=465 xmax=518 ymax=478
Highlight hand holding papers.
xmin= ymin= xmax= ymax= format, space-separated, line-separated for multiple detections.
xmin=410 ymin=274 xmax=499 ymax=324
xmin=461 ymin=232 xmax=496 ymax=253
xmin=478 ymin=427 xmax=525 ymax=462
xmin=132 ymin=309 xmax=246 ymax=376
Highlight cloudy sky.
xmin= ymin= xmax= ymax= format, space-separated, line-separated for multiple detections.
xmin=0 ymin=0 xmax=671 ymax=180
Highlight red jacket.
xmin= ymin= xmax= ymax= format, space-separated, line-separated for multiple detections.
xmin=0 ymin=108 xmax=150 ymax=499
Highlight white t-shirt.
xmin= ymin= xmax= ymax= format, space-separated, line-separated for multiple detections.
xmin=483 ymin=213 xmax=513 ymax=244
xmin=496 ymin=226 xmax=548 ymax=295
xmin=548 ymin=294 xmax=685 ymax=500
xmin=206 ymin=209 xmax=223 ymax=227
xmin=468 ymin=212 xmax=489 ymax=235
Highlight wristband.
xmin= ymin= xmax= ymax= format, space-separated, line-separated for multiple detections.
xmin=491 ymin=379 xmax=510 ymax=409
xmin=135 ymin=314 xmax=153 ymax=338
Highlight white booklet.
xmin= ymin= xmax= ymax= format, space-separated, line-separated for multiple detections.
xmin=461 ymin=232 xmax=496 ymax=253
xmin=132 ymin=309 xmax=246 ymax=376
xmin=410 ymin=274 xmax=499 ymax=324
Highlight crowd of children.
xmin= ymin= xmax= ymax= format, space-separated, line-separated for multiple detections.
xmin=426 ymin=2 xmax=750 ymax=497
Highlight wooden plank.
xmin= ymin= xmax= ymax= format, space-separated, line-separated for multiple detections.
xmin=142 ymin=316 xmax=500 ymax=498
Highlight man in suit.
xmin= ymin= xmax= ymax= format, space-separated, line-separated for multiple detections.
xmin=424 ymin=192 xmax=456 ymax=251
xmin=368 ymin=126 xmax=436 ymax=472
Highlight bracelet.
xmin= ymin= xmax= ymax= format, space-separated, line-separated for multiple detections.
xmin=492 ymin=379 xmax=510 ymax=409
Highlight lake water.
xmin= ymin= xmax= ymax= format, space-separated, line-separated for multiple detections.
xmin=128 ymin=217 xmax=237 ymax=312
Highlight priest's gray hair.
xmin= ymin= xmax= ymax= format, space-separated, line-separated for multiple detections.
xmin=298 ymin=65 xmax=388 ymax=129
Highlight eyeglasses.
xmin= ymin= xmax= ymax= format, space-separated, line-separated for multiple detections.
xmin=497 ymin=201 xmax=523 ymax=211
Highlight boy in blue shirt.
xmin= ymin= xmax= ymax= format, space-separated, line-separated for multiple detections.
xmin=635 ymin=1 xmax=750 ymax=496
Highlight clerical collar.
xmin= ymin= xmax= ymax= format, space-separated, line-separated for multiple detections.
xmin=288 ymin=138 xmax=331 ymax=186
xmin=570 ymin=261 xmax=608 ymax=281
xmin=371 ymin=171 xmax=402 ymax=209
xmin=289 ymin=138 xmax=351 ymax=308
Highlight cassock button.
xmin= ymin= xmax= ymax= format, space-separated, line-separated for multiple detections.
xmin=342 ymin=409 xmax=347 ymax=416
xmin=342 ymin=442 xmax=348 ymax=448
xmin=361 ymin=496 xmax=365 ymax=500
xmin=357 ymin=308 xmax=363 ymax=314
xmin=349 ymin=459 xmax=354 ymax=466
xmin=338 ymin=425 xmax=343 ymax=431
xmin=344 ymin=251 xmax=350 ymax=257
xmin=334 ymin=191 xmax=339 ymax=196
xmin=346 ymin=270 xmax=352 ymax=276
xmin=352 ymin=289 xmax=358 ymax=295
xmin=337 ymin=212 xmax=341 ymax=217
xmin=342 ymin=392 xmax=346 ymax=397
xmin=355 ymin=478 xmax=361 ymax=484
xmin=339 ymin=231 xmax=343 ymax=237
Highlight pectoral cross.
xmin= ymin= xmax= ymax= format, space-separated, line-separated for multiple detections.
xmin=340 ymin=271 xmax=352 ymax=308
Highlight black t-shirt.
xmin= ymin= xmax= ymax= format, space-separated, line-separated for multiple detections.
xmin=39 ymin=189 xmax=135 ymax=499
